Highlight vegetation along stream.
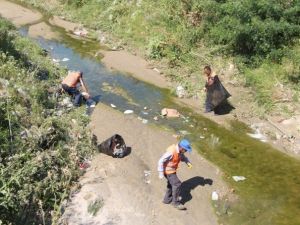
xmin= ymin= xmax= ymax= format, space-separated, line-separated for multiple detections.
xmin=6 ymin=5 xmax=300 ymax=225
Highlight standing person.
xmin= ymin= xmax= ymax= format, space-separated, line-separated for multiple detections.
xmin=61 ymin=71 xmax=90 ymax=107
xmin=203 ymin=65 xmax=231 ymax=113
xmin=158 ymin=139 xmax=193 ymax=210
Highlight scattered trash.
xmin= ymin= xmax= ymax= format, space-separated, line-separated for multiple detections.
xmin=153 ymin=116 xmax=158 ymax=121
xmin=153 ymin=68 xmax=161 ymax=74
xmin=124 ymin=110 xmax=134 ymax=114
xmin=232 ymin=176 xmax=246 ymax=182
xmin=179 ymin=130 xmax=190 ymax=135
xmin=144 ymin=170 xmax=151 ymax=177
xmin=247 ymin=128 xmax=267 ymax=142
xmin=211 ymin=191 xmax=219 ymax=201
xmin=110 ymin=104 xmax=116 ymax=108
xmin=176 ymin=85 xmax=186 ymax=98
xmin=137 ymin=117 xmax=143 ymax=120
xmin=199 ymin=135 xmax=205 ymax=139
xmin=190 ymin=124 xmax=194 ymax=128
xmin=79 ymin=160 xmax=91 ymax=170
xmin=142 ymin=119 xmax=148 ymax=124
xmin=144 ymin=170 xmax=151 ymax=184
xmin=144 ymin=106 xmax=148 ymax=110
xmin=73 ymin=28 xmax=88 ymax=37
xmin=161 ymin=108 xmax=180 ymax=118
xmin=203 ymin=128 xmax=208 ymax=131
xmin=62 ymin=58 xmax=70 ymax=62
xmin=142 ymin=111 xmax=149 ymax=115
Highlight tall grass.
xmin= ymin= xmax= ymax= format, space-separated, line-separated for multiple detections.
xmin=0 ymin=18 xmax=94 ymax=225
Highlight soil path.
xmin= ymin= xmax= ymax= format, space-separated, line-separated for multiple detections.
xmin=0 ymin=0 xmax=41 ymax=26
xmin=60 ymin=104 xmax=227 ymax=225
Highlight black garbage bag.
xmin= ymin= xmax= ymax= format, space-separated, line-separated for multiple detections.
xmin=205 ymin=75 xmax=231 ymax=112
xmin=98 ymin=134 xmax=127 ymax=158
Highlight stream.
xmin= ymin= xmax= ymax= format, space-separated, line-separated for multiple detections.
xmin=18 ymin=14 xmax=300 ymax=225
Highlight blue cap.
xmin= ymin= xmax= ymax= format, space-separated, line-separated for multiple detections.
xmin=179 ymin=139 xmax=192 ymax=152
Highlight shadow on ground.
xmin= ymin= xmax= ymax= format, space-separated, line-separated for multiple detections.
xmin=181 ymin=176 xmax=213 ymax=204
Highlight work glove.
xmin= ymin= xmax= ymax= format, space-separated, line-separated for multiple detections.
xmin=158 ymin=172 xmax=164 ymax=179
xmin=187 ymin=162 xmax=193 ymax=169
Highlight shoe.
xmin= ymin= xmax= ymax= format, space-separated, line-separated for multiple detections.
xmin=172 ymin=204 xmax=186 ymax=210
xmin=162 ymin=200 xmax=171 ymax=204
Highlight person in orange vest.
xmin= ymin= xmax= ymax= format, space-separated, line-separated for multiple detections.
xmin=61 ymin=71 xmax=90 ymax=106
xmin=158 ymin=139 xmax=193 ymax=210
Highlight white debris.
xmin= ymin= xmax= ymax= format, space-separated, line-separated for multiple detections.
xmin=124 ymin=110 xmax=134 ymax=114
xmin=232 ymin=176 xmax=246 ymax=182
xmin=142 ymin=119 xmax=148 ymax=124
xmin=199 ymin=135 xmax=205 ymax=139
xmin=110 ymin=104 xmax=116 ymax=108
xmin=62 ymin=58 xmax=70 ymax=62
xmin=176 ymin=85 xmax=186 ymax=98
xmin=247 ymin=129 xmax=267 ymax=142
xmin=52 ymin=58 xmax=60 ymax=63
xmin=153 ymin=116 xmax=158 ymax=121
xmin=142 ymin=111 xmax=149 ymax=115
xmin=211 ymin=191 xmax=219 ymax=201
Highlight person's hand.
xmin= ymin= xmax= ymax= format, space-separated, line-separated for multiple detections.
xmin=187 ymin=162 xmax=193 ymax=169
xmin=158 ymin=172 xmax=164 ymax=179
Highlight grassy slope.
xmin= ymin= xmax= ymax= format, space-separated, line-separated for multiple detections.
xmin=9 ymin=1 xmax=300 ymax=225
xmin=0 ymin=18 xmax=94 ymax=225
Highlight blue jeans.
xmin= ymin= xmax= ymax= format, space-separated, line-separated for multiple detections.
xmin=62 ymin=84 xmax=82 ymax=106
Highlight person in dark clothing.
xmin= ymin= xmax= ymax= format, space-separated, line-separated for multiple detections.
xmin=203 ymin=65 xmax=231 ymax=114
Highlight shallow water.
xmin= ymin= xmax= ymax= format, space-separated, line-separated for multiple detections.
xmin=19 ymin=15 xmax=300 ymax=225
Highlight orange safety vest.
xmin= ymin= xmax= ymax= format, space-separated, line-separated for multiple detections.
xmin=164 ymin=144 xmax=181 ymax=175
xmin=62 ymin=72 xmax=81 ymax=88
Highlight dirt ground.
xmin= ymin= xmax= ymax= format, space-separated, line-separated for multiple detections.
xmin=60 ymin=104 xmax=228 ymax=225
xmin=0 ymin=0 xmax=41 ymax=26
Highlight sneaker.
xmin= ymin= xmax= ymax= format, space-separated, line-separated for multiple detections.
xmin=172 ymin=204 xmax=186 ymax=210
xmin=162 ymin=200 xmax=171 ymax=204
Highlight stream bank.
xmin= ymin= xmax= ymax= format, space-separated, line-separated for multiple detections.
xmin=2 ymin=1 xmax=300 ymax=225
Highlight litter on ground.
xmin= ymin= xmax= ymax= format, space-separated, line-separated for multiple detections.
xmin=161 ymin=108 xmax=180 ymax=117
xmin=211 ymin=191 xmax=219 ymax=201
xmin=124 ymin=110 xmax=134 ymax=114
xmin=232 ymin=176 xmax=246 ymax=182
xmin=110 ymin=104 xmax=116 ymax=108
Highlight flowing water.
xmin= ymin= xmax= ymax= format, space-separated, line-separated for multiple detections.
xmin=19 ymin=15 xmax=300 ymax=225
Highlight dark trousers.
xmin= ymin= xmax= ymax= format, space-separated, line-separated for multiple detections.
xmin=163 ymin=173 xmax=182 ymax=205
xmin=62 ymin=84 xmax=82 ymax=106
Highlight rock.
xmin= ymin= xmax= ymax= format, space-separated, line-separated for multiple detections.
xmin=153 ymin=116 xmax=158 ymax=121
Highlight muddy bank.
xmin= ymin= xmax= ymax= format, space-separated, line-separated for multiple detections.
xmin=0 ymin=0 xmax=41 ymax=26
xmin=60 ymin=103 xmax=228 ymax=225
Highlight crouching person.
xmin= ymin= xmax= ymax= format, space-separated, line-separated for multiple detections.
xmin=157 ymin=139 xmax=193 ymax=210
xmin=61 ymin=71 xmax=90 ymax=107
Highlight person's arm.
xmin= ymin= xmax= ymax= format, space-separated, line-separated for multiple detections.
xmin=79 ymin=77 xmax=89 ymax=93
xmin=181 ymin=154 xmax=192 ymax=168
xmin=158 ymin=151 xmax=173 ymax=177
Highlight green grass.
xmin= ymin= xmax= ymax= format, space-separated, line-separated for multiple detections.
xmin=0 ymin=17 xmax=94 ymax=225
